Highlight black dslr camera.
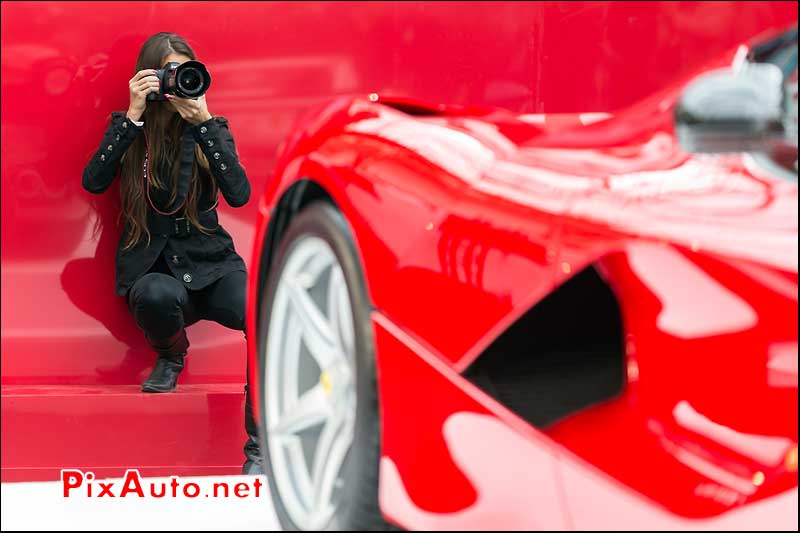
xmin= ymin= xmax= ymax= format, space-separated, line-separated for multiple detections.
xmin=146 ymin=60 xmax=212 ymax=101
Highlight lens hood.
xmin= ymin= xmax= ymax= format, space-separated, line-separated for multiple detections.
xmin=175 ymin=60 xmax=211 ymax=99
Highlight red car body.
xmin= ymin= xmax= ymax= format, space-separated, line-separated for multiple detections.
xmin=248 ymin=20 xmax=798 ymax=533
xmin=1 ymin=1 xmax=796 ymax=529
xmin=252 ymin=90 xmax=798 ymax=527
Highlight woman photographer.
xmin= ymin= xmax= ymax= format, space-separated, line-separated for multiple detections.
xmin=81 ymin=32 xmax=261 ymax=475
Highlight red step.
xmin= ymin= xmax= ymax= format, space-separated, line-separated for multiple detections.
xmin=1 ymin=384 xmax=247 ymax=482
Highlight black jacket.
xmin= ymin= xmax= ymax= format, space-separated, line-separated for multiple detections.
xmin=82 ymin=111 xmax=251 ymax=298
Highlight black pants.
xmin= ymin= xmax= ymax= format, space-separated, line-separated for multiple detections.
xmin=126 ymin=252 xmax=259 ymax=458
xmin=126 ymin=252 xmax=247 ymax=344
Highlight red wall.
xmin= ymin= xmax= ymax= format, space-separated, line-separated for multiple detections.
xmin=2 ymin=1 xmax=797 ymax=387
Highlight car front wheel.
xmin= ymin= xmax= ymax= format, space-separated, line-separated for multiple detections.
xmin=257 ymin=201 xmax=394 ymax=531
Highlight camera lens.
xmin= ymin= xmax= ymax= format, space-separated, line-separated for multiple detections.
xmin=174 ymin=60 xmax=211 ymax=98
xmin=177 ymin=68 xmax=202 ymax=94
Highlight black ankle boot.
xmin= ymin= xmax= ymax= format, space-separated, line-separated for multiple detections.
xmin=142 ymin=328 xmax=189 ymax=393
xmin=242 ymin=382 xmax=264 ymax=475
xmin=242 ymin=438 xmax=262 ymax=475
xmin=142 ymin=353 xmax=185 ymax=393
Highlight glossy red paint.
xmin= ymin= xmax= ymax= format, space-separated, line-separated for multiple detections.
xmin=252 ymin=20 xmax=797 ymax=532
xmin=372 ymin=313 xmax=568 ymax=529
xmin=1 ymin=1 xmax=796 ymax=528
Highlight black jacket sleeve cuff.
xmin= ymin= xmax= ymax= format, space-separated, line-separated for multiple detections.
xmin=190 ymin=116 xmax=251 ymax=207
xmin=111 ymin=111 xmax=144 ymax=132
xmin=82 ymin=111 xmax=142 ymax=193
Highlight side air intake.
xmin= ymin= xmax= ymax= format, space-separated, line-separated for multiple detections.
xmin=463 ymin=265 xmax=625 ymax=428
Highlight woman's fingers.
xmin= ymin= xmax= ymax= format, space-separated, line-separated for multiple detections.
xmin=132 ymin=80 xmax=156 ymax=93
xmin=166 ymin=95 xmax=192 ymax=107
xmin=165 ymin=94 xmax=210 ymax=124
xmin=133 ymin=85 xmax=156 ymax=96
xmin=172 ymin=96 xmax=199 ymax=106
xmin=168 ymin=98 xmax=196 ymax=120
xmin=129 ymin=71 xmax=159 ymax=99
xmin=133 ymin=78 xmax=159 ymax=94
xmin=142 ymin=82 xmax=160 ymax=93
xmin=134 ymin=76 xmax=159 ymax=88
xmin=130 ymin=69 xmax=157 ymax=84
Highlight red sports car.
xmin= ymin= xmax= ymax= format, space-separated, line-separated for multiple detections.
xmin=246 ymin=27 xmax=798 ymax=530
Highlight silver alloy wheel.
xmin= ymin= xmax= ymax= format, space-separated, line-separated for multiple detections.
xmin=264 ymin=234 xmax=357 ymax=530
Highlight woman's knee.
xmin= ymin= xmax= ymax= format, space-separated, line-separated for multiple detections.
xmin=129 ymin=273 xmax=186 ymax=324
xmin=208 ymin=271 xmax=247 ymax=330
xmin=212 ymin=293 xmax=246 ymax=331
xmin=229 ymin=272 xmax=248 ymax=330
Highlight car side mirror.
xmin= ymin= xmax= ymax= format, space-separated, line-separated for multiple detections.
xmin=675 ymin=63 xmax=789 ymax=153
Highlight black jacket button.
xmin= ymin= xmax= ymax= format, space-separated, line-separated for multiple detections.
xmin=207 ymin=139 xmax=214 ymax=147
xmin=199 ymin=126 xmax=208 ymax=134
xmin=183 ymin=273 xmax=192 ymax=283
xmin=213 ymin=152 xmax=221 ymax=160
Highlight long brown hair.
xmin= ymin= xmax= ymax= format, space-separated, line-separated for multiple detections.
xmin=118 ymin=32 xmax=218 ymax=250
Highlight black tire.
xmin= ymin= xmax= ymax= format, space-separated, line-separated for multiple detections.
xmin=256 ymin=201 xmax=397 ymax=531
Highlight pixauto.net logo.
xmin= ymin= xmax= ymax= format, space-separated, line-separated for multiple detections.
xmin=61 ymin=469 xmax=263 ymax=499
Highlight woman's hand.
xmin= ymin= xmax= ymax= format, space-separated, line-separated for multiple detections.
xmin=127 ymin=69 xmax=159 ymax=122
xmin=166 ymin=94 xmax=213 ymax=126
